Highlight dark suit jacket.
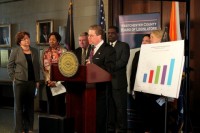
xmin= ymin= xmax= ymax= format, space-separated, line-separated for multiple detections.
xmin=0 ymin=37 xmax=4 ymax=44
xmin=74 ymin=45 xmax=91 ymax=65
xmin=7 ymin=46 xmax=40 ymax=82
xmin=40 ymin=34 xmax=48 ymax=43
xmin=111 ymin=41 xmax=130 ymax=89
xmin=92 ymin=42 xmax=116 ymax=74
xmin=92 ymin=42 xmax=116 ymax=133
xmin=130 ymin=50 xmax=140 ymax=92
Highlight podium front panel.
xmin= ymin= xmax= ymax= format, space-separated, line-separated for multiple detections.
xmin=51 ymin=63 xmax=86 ymax=82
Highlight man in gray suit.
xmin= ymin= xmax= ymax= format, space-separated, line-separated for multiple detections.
xmin=107 ymin=26 xmax=130 ymax=133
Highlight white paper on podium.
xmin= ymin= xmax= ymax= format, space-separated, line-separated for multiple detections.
xmin=50 ymin=81 xmax=66 ymax=96
xmin=134 ymin=40 xmax=185 ymax=98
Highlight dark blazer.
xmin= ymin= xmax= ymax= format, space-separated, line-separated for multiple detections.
xmin=7 ymin=46 xmax=40 ymax=82
xmin=92 ymin=42 xmax=116 ymax=73
xmin=0 ymin=36 xmax=4 ymax=44
xmin=40 ymin=34 xmax=48 ymax=43
xmin=74 ymin=45 xmax=92 ymax=65
xmin=92 ymin=42 xmax=116 ymax=133
xmin=111 ymin=41 xmax=130 ymax=89
xmin=130 ymin=50 xmax=140 ymax=92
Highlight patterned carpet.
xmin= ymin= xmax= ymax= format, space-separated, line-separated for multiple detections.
xmin=0 ymin=108 xmax=39 ymax=133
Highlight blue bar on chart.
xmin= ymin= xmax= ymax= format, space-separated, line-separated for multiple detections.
xmin=143 ymin=73 xmax=147 ymax=82
xmin=167 ymin=58 xmax=175 ymax=85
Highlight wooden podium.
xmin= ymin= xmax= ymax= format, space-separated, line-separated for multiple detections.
xmin=51 ymin=63 xmax=111 ymax=133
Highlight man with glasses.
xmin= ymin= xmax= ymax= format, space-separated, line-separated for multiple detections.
xmin=87 ymin=24 xmax=116 ymax=133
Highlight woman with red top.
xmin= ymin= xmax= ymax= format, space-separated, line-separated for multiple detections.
xmin=41 ymin=32 xmax=67 ymax=116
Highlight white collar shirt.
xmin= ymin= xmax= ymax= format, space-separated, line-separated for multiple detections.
xmin=93 ymin=40 xmax=104 ymax=55
xmin=110 ymin=40 xmax=117 ymax=47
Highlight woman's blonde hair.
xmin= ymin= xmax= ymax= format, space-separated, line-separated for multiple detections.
xmin=151 ymin=29 xmax=164 ymax=39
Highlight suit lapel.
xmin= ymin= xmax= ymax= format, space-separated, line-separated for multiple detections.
xmin=77 ymin=48 xmax=82 ymax=63
xmin=86 ymin=45 xmax=92 ymax=59
xmin=93 ymin=43 xmax=105 ymax=58
xmin=30 ymin=47 xmax=35 ymax=62
xmin=18 ymin=47 xmax=27 ymax=61
xmin=114 ymin=41 xmax=120 ymax=48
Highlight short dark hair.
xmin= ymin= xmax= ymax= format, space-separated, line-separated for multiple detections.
xmin=108 ymin=26 xmax=119 ymax=33
xmin=79 ymin=32 xmax=88 ymax=37
xmin=15 ymin=31 xmax=30 ymax=45
xmin=143 ymin=34 xmax=150 ymax=38
xmin=48 ymin=32 xmax=61 ymax=43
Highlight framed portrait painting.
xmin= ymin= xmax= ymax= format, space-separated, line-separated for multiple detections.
xmin=36 ymin=19 xmax=53 ymax=45
xmin=0 ymin=24 xmax=11 ymax=47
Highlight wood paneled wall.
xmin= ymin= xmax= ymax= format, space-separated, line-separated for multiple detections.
xmin=109 ymin=0 xmax=186 ymax=30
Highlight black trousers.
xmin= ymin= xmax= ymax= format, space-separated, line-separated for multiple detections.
xmin=107 ymin=87 xmax=127 ymax=133
xmin=46 ymin=85 xmax=66 ymax=116
xmin=13 ymin=80 xmax=35 ymax=133
xmin=96 ymin=82 xmax=109 ymax=133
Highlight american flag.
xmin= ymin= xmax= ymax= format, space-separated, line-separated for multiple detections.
xmin=98 ymin=0 xmax=106 ymax=40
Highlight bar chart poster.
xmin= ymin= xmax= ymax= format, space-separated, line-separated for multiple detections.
xmin=134 ymin=40 xmax=184 ymax=98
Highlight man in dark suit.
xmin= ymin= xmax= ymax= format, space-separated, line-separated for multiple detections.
xmin=0 ymin=28 xmax=9 ymax=44
xmin=40 ymin=25 xmax=49 ymax=43
xmin=0 ymin=35 xmax=4 ymax=44
xmin=74 ymin=32 xmax=91 ymax=65
xmin=107 ymin=26 xmax=130 ymax=133
xmin=87 ymin=25 xmax=116 ymax=133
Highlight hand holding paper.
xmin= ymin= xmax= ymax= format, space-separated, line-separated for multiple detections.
xmin=50 ymin=81 xmax=66 ymax=96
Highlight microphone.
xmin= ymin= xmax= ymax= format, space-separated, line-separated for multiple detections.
xmin=91 ymin=44 xmax=95 ymax=49
xmin=89 ymin=45 xmax=95 ymax=63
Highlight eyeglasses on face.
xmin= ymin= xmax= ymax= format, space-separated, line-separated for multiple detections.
xmin=21 ymin=37 xmax=30 ymax=41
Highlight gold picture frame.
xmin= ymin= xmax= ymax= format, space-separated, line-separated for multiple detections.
xmin=36 ymin=19 xmax=53 ymax=45
xmin=0 ymin=24 xmax=11 ymax=47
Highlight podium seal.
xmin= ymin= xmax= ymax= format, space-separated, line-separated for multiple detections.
xmin=58 ymin=51 xmax=79 ymax=77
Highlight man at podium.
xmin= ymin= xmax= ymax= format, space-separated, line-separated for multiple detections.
xmin=87 ymin=24 xmax=116 ymax=133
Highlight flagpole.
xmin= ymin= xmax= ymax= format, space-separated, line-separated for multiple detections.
xmin=70 ymin=0 xmax=72 ymax=50
xmin=65 ymin=0 xmax=75 ymax=51
xmin=184 ymin=0 xmax=190 ymax=132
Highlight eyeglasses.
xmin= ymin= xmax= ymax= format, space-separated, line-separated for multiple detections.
xmin=88 ymin=34 xmax=97 ymax=38
xmin=21 ymin=37 xmax=30 ymax=41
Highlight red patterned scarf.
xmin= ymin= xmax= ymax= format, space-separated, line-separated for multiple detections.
xmin=43 ymin=46 xmax=63 ymax=72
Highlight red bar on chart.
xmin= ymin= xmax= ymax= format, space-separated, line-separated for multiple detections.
xmin=148 ymin=70 xmax=154 ymax=83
